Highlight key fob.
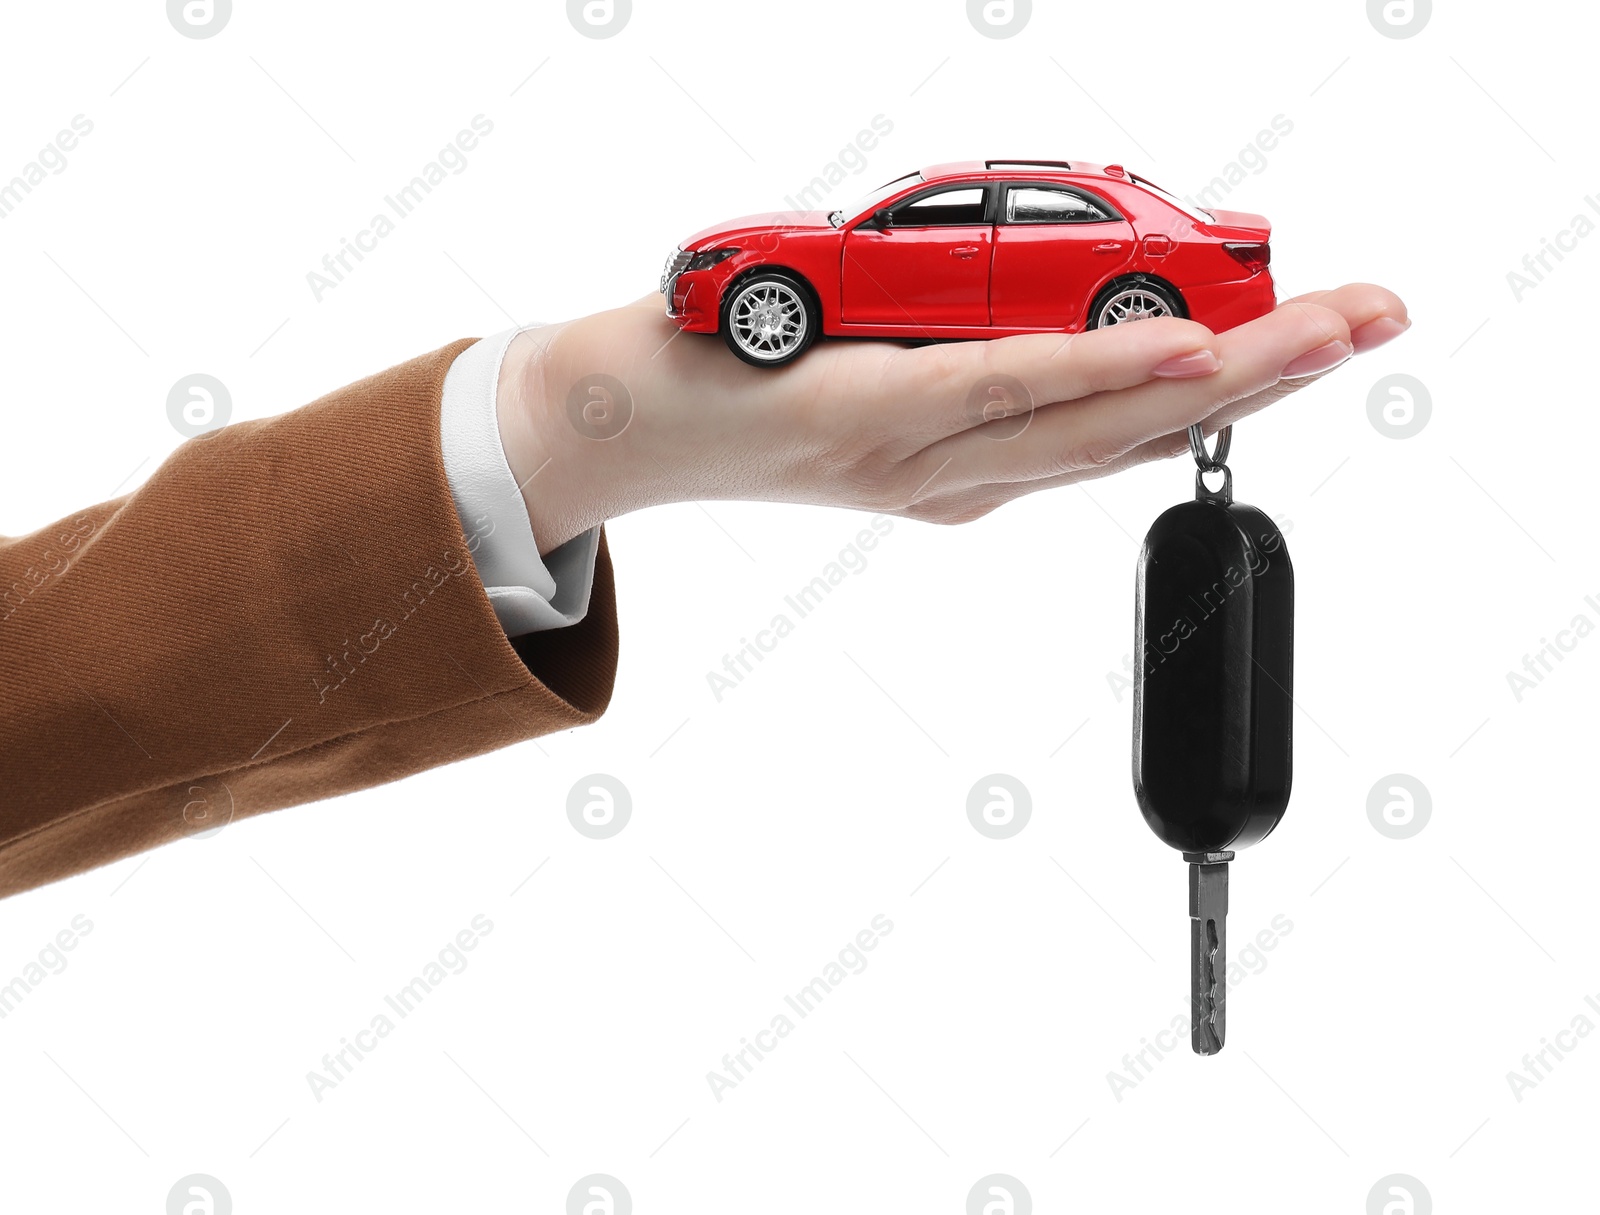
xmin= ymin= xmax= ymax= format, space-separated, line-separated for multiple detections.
xmin=1132 ymin=497 xmax=1294 ymax=855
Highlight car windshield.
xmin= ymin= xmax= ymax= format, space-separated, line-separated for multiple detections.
xmin=1130 ymin=174 xmax=1214 ymax=224
xmin=831 ymin=172 xmax=923 ymax=227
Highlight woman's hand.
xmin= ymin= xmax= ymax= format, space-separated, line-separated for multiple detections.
xmin=495 ymin=284 xmax=1409 ymax=554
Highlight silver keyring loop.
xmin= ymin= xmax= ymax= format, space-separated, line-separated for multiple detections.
xmin=1187 ymin=422 xmax=1232 ymax=472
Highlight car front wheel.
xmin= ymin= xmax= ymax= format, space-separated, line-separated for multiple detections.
xmin=1087 ymin=280 xmax=1183 ymax=330
xmin=721 ymin=273 xmax=818 ymax=367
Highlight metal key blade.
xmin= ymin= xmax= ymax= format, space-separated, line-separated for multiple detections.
xmin=1185 ymin=851 xmax=1233 ymax=1055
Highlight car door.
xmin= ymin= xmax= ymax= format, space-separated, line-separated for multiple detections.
xmin=840 ymin=184 xmax=993 ymax=327
xmin=990 ymin=183 xmax=1136 ymax=328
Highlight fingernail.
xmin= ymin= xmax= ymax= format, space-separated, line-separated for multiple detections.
xmin=1151 ymin=349 xmax=1221 ymax=378
xmin=1350 ymin=316 xmax=1411 ymax=353
xmin=1281 ymin=340 xmax=1353 ymax=379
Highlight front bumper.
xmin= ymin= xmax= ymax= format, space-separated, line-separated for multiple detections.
xmin=659 ymin=247 xmax=721 ymax=331
xmin=666 ymin=274 xmax=718 ymax=330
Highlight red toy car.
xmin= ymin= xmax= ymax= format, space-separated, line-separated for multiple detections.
xmin=660 ymin=160 xmax=1274 ymax=367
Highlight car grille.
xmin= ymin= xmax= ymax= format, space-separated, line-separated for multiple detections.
xmin=660 ymin=248 xmax=691 ymax=297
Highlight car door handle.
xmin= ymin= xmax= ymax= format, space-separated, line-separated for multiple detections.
xmin=950 ymin=245 xmax=980 ymax=259
xmin=1093 ymin=241 xmax=1127 ymax=253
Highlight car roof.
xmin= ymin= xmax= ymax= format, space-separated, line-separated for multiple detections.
xmin=918 ymin=159 xmax=1121 ymax=184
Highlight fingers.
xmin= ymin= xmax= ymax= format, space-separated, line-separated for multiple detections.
xmin=1277 ymin=281 xmax=1409 ymax=352
xmin=1279 ymin=281 xmax=1405 ymax=315
xmin=912 ymin=300 xmax=1353 ymax=493
xmin=1103 ymin=281 xmax=1412 ymax=469
xmin=922 ymin=283 xmax=1411 ymax=501
xmin=849 ymin=316 xmax=1221 ymax=447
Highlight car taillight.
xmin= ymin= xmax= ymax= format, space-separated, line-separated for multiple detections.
xmin=1224 ymin=243 xmax=1270 ymax=274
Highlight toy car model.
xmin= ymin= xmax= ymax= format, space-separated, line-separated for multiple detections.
xmin=659 ymin=160 xmax=1274 ymax=367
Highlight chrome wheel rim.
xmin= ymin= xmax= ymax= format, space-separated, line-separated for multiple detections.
xmin=729 ymin=281 xmax=808 ymax=361
xmin=1097 ymin=288 xmax=1173 ymax=326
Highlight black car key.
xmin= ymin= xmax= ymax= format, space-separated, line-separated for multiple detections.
xmin=1132 ymin=424 xmax=1293 ymax=1055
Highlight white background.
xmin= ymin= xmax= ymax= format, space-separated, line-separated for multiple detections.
xmin=0 ymin=1 xmax=1593 ymax=1211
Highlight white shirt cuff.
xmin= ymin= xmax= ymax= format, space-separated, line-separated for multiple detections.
xmin=439 ymin=326 xmax=601 ymax=636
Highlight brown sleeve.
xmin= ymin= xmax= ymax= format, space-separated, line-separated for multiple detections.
xmin=0 ymin=339 xmax=619 ymax=900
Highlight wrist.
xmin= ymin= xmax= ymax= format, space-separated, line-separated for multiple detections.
xmin=495 ymin=326 xmax=618 ymax=554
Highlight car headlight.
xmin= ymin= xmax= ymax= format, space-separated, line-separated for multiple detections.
xmin=686 ymin=247 xmax=739 ymax=272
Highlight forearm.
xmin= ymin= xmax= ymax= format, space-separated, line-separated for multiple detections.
xmin=0 ymin=341 xmax=619 ymax=900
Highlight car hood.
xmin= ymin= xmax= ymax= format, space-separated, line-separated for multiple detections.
xmin=1202 ymin=209 xmax=1272 ymax=242
xmin=682 ymin=210 xmax=836 ymax=250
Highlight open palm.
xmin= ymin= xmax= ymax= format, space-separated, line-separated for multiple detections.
xmin=495 ymin=284 xmax=1408 ymax=554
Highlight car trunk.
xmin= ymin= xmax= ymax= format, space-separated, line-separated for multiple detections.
xmin=1202 ymin=209 xmax=1272 ymax=242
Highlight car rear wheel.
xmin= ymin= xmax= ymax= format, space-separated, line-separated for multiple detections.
xmin=1088 ymin=280 xmax=1183 ymax=329
xmin=721 ymin=273 xmax=818 ymax=367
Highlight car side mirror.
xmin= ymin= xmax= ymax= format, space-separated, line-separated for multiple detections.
xmin=873 ymin=208 xmax=894 ymax=230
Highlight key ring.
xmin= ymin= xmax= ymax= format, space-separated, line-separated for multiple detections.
xmin=1187 ymin=422 xmax=1231 ymax=471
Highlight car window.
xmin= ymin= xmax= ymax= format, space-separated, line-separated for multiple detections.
xmin=888 ymin=186 xmax=988 ymax=227
xmin=1006 ymin=186 xmax=1114 ymax=223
